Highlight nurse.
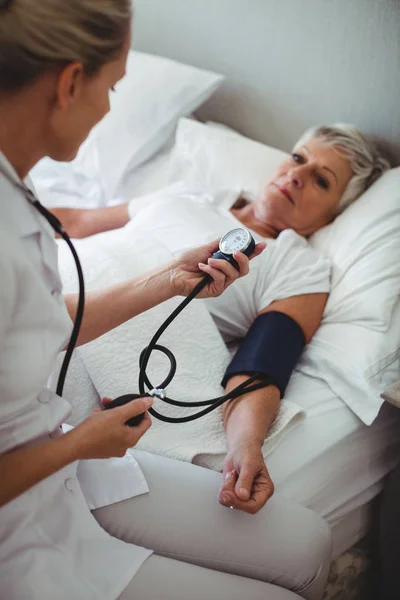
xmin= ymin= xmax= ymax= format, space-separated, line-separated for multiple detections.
xmin=0 ymin=1 xmax=332 ymax=599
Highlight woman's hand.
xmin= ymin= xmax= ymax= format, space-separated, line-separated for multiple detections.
xmin=70 ymin=396 xmax=153 ymax=460
xmin=218 ymin=443 xmax=274 ymax=514
xmin=169 ymin=238 xmax=266 ymax=298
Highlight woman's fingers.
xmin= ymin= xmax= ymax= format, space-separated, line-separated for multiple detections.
xmin=197 ymin=253 xmax=246 ymax=297
xmin=232 ymin=242 xmax=267 ymax=278
xmin=232 ymin=251 xmax=249 ymax=277
xmin=218 ymin=470 xmax=238 ymax=507
xmin=117 ymin=396 xmax=153 ymax=420
xmin=197 ymin=262 xmax=231 ymax=295
xmin=250 ymin=241 xmax=267 ymax=259
xmin=202 ymin=240 xmax=267 ymax=286
xmin=126 ymin=412 xmax=152 ymax=442
xmin=218 ymin=454 xmax=275 ymax=514
xmin=175 ymin=237 xmax=266 ymax=298
xmin=208 ymin=256 xmax=239 ymax=283
xmin=101 ymin=397 xmax=113 ymax=408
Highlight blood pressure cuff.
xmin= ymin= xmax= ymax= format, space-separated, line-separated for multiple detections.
xmin=222 ymin=311 xmax=306 ymax=398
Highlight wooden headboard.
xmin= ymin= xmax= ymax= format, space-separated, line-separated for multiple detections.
xmin=133 ymin=0 xmax=400 ymax=165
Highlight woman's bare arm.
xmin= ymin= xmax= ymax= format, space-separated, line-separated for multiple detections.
xmin=219 ymin=292 xmax=328 ymax=513
xmin=51 ymin=204 xmax=130 ymax=239
xmin=64 ymin=263 xmax=174 ymax=346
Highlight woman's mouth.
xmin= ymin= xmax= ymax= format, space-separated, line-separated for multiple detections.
xmin=275 ymin=184 xmax=294 ymax=204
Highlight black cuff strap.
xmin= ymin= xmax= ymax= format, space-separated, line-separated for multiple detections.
xmin=222 ymin=311 xmax=306 ymax=398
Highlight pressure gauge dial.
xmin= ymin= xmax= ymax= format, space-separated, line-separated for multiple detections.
xmin=212 ymin=227 xmax=256 ymax=269
xmin=219 ymin=228 xmax=255 ymax=256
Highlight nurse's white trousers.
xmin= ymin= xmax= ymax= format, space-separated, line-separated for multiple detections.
xmin=93 ymin=450 xmax=331 ymax=600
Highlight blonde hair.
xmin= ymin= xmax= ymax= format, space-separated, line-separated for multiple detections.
xmin=0 ymin=0 xmax=132 ymax=93
xmin=295 ymin=124 xmax=391 ymax=212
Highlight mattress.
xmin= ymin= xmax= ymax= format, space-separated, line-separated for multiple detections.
xmin=330 ymin=502 xmax=373 ymax=560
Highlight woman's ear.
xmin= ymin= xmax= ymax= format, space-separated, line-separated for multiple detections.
xmin=56 ymin=62 xmax=85 ymax=110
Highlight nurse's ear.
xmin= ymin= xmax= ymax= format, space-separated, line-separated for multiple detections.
xmin=55 ymin=62 xmax=86 ymax=110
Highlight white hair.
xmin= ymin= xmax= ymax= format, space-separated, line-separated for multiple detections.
xmin=294 ymin=124 xmax=391 ymax=211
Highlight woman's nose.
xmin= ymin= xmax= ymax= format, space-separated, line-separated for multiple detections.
xmin=289 ymin=168 xmax=304 ymax=189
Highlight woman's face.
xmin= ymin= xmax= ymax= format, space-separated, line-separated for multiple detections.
xmin=45 ymin=32 xmax=131 ymax=162
xmin=254 ymin=136 xmax=354 ymax=236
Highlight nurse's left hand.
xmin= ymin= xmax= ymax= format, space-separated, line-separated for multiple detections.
xmin=71 ymin=396 xmax=153 ymax=459
xmin=170 ymin=239 xmax=266 ymax=299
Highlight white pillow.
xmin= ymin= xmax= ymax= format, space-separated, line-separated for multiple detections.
xmin=30 ymin=51 xmax=223 ymax=208
xmin=30 ymin=139 xmax=106 ymax=209
xmin=167 ymin=117 xmax=288 ymax=199
xmin=299 ymin=300 xmax=400 ymax=425
xmin=309 ymin=167 xmax=400 ymax=331
xmin=306 ymin=167 xmax=400 ymax=423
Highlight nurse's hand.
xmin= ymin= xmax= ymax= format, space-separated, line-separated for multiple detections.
xmin=169 ymin=239 xmax=266 ymax=299
xmin=72 ymin=396 xmax=153 ymax=459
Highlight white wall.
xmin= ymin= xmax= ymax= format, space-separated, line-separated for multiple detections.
xmin=133 ymin=0 xmax=400 ymax=164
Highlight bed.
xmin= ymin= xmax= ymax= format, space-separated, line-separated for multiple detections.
xmin=53 ymin=172 xmax=400 ymax=561
xmin=30 ymin=1 xmax=400 ymax=598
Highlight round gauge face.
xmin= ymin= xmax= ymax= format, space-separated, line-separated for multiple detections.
xmin=219 ymin=228 xmax=251 ymax=255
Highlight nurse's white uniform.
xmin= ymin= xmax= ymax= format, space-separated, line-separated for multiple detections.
xmin=0 ymin=152 xmax=153 ymax=600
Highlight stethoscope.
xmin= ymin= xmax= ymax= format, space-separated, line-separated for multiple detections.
xmin=1 ymin=164 xmax=271 ymax=426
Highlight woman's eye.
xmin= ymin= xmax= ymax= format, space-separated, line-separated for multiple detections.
xmin=291 ymin=152 xmax=303 ymax=163
xmin=316 ymin=175 xmax=329 ymax=190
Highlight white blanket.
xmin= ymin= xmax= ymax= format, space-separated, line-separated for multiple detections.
xmin=56 ymin=223 xmax=304 ymax=466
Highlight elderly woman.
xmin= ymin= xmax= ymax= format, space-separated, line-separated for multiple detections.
xmin=0 ymin=2 xmax=344 ymax=600
xmin=201 ymin=124 xmax=390 ymax=513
